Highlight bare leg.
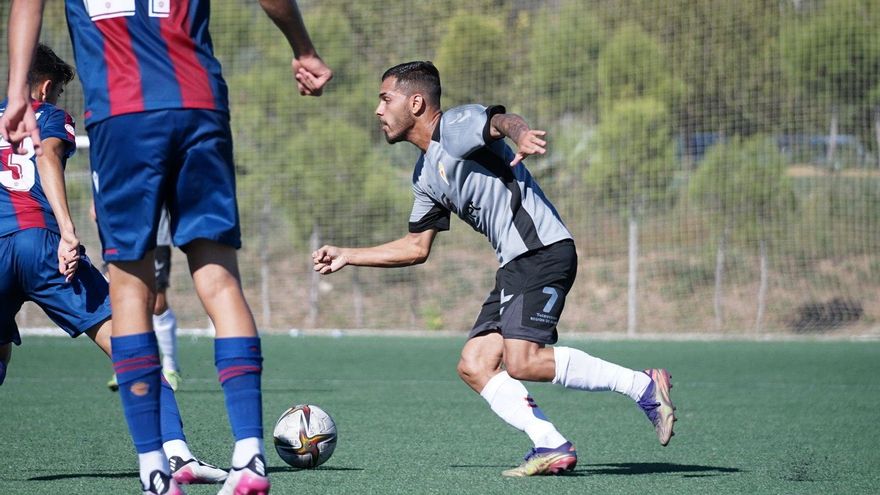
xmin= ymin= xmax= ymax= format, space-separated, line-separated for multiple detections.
xmin=107 ymin=254 xmax=156 ymax=336
xmin=185 ymin=239 xmax=256 ymax=338
xmin=85 ymin=318 xmax=113 ymax=357
xmin=457 ymin=331 xmax=504 ymax=392
xmin=502 ymin=338 xmax=556 ymax=382
xmin=458 ymin=331 xmax=567 ymax=452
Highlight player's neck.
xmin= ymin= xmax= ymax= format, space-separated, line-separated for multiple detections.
xmin=409 ymin=110 xmax=442 ymax=152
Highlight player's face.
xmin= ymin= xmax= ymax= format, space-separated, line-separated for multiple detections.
xmin=376 ymin=77 xmax=415 ymax=144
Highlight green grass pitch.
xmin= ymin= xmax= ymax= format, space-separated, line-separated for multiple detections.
xmin=1 ymin=335 xmax=878 ymax=494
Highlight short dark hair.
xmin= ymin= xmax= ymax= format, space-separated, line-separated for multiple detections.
xmin=381 ymin=61 xmax=441 ymax=108
xmin=28 ymin=43 xmax=75 ymax=90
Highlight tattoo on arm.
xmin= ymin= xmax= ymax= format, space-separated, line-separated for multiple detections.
xmin=491 ymin=113 xmax=530 ymax=143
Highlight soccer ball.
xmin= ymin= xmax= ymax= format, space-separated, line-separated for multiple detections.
xmin=273 ymin=404 xmax=337 ymax=469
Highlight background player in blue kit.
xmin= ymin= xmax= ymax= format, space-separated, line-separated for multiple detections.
xmin=1 ymin=1 xmax=332 ymax=494
xmin=313 ymin=62 xmax=676 ymax=477
xmin=0 ymin=42 xmax=228 ymax=487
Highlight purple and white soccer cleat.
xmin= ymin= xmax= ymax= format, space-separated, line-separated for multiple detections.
xmin=638 ymin=368 xmax=677 ymax=446
xmin=501 ymin=441 xmax=578 ymax=477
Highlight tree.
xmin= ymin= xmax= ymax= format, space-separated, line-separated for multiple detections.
xmin=526 ymin=1 xmax=606 ymax=123
xmin=587 ymin=97 xmax=676 ymax=334
xmin=596 ymin=22 xmax=685 ymax=113
xmin=689 ymin=137 xmax=796 ymax=331
xmin=781 ymin=0 xmax=880 ymax=167
xmin=434 ymin=11 xmax=512 ymax=108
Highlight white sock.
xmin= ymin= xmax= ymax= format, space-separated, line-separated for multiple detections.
xmin=480 ymin=371 xmax=568 ymax=449
xmin=162 ymin=439 xmax=194 ymax=462
xmin=552 ymin=346 xmax=651 ymax=401
xmin=138 ymin=450 xmax=169 ymax=488
xmin=153 ymin=308 xmax=178 ymax=372
xmin=232 ymin=437 xmax=264 ymax=468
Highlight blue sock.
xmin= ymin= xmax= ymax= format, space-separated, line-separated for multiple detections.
xmin=112 ymin=333 xmax=163 ymax=453
xmin=160 ymin=375 xmax=186 ymax=443
xmin=215 ymin=337 xmax=263 ymax=440
xmin=0 ymin=359 xmax=7 ymax=386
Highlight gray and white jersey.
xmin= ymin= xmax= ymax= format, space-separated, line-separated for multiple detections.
xmin=408 ymin=104 xmax=572 ymax=266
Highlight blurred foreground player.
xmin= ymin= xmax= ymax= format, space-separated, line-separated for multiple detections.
xmin=1 ymin=1 xmax=331 ymax=494
xmin=313 ymin=61 xmax=676 ymax=477
xmin=0 ymin=43 xmax=227 ymax=487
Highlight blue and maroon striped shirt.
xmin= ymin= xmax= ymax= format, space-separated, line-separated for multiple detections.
xmin=0 ymin=100 xmax=77 ymax=237
xmin=65 ymin=0 xmax=228 ymax=127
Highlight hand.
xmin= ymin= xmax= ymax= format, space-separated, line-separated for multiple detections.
xmin=291 ymin=54 xmax=333 ymax=97
xmin=0 ymin=96 xmax=42 ymax=156
xmin=511 ymin=129 xmax=546 ymax=166
xmin=57 ymin=230 xmax=81 ymax=282
xmin=312 ymin=245 xmax=347 ymax=274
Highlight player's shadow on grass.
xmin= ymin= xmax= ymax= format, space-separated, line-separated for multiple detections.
xmin=28 ymin=465 xmax=364 ymax=482
xmin=271 ymin=466 xmax=365 ymax=473
xmin=586 ymin=462 xmax=740 ymax=477
xmin=450 ymin=462 xmax=740 ymax=478
xmin=29 ymin=471 xmax=139 ymax=481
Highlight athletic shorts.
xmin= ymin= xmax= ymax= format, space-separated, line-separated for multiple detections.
xmin=88 ymin=109 xmax=241 ymax=262
xmin=469 ymin=239 xmax=577 ymax=345
xmin=0 ymin=229 xmax=112 ymax=346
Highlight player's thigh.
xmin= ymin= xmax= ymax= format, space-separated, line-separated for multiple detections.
xmin=171 ymin=110 xmax=241 ymax=251
xmin=0 ymin=234 xmax=27 ymax=346
xmin=16 ymin=229 xmax=112 ymax=337
xmin=461 ymin=331 xmax=504 ymax=368
xmin=88 ymin=112 xmax=172 ymax=261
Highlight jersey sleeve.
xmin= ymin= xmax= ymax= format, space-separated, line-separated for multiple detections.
xmin=40 ymin=106 xmax=77 ymax=160
xmin=408 ymin=179 xmax=450 ymax=234
xmin=440 ymin=104 xmax=506 ymax=159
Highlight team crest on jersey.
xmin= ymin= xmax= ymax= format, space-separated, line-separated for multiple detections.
xmin=437 ymin=162 xmax=449 ymax=185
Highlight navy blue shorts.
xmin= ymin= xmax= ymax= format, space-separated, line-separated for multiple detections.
xmin=469 ymin=240 xmax=577 ymax=345
xmin=0 ymin=229 xmax=111 ymax=346
xmin=88 ymin=109 xmax=241 ymax=262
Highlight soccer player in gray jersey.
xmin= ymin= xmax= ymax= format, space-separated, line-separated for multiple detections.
xmin=312 ymin=61 xmax=676 ymax=477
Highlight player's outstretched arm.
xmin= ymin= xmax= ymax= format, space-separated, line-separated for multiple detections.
xmin=0 ymin=0 xmax=47 ymax=155
xmin=312 ymin=230 xmax=438 ymax=274
xmin=36 ymin=138 xmax=81 ymax=281
xmin=489 ymin=113 xmax=547 ymax=166
xmin=258 ymin=0 xmax=333 ymax=96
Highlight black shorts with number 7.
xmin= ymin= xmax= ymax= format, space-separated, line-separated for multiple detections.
xmin=469 ymin=239 xmax=576 ymax=345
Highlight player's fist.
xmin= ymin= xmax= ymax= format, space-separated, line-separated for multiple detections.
xmin=312 ymin=245 xmax=347 ymax=274
xmin=292 ymin=54 xmax=333 ymax=97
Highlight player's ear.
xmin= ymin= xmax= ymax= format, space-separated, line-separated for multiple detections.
xmin=38 ymin=80 xmax=52 ymax=102
xmin=410 ymin=93 xmax=425 ymax=116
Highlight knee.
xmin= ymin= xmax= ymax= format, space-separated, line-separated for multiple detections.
xmin=456 ymin=355 xmax=480 ymax=382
